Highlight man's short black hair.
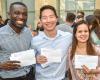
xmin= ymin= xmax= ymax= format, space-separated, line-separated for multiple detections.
xmin=66 ymin=12 xmax=76 ymax=22
xmin=10 ymin=2 xmax=27 ymax=11
xmin=39 ymin=5 xmax=58 ymax=19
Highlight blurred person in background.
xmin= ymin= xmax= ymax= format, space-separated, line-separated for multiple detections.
xmin=0 ymin=16 xmax=4 ymax=28
xmin=72 ymin=11 xmax=85 ymax=28
xmin=75 ymin=11 xmax=85 ymax=23
xmin=36 ymin=20 xmax=44 ymax=31
xmin=86 ymin=15 xmax=100 ymax=45
xmin=4 ymin=18 xmax=10 ymax=25
xmin=57 ymin=12 xmax=76 ymax=33
xmin=91 ymin=9 xmax=100 ymax=45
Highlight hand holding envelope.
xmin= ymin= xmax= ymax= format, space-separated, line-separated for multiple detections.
xmin=75 ymin=55 xmax=98 ymax=69
xmin=10 ymin=49 xmax=36 ymax=67
xmin=40 ymin=48 xmax=62 ymax=68
xmin=0 ymin=61 xmax=20 ymax=70
xmin=36 ymin=55 xmax=47 ymax=64
xmin=75 ymin=55 xmax=100 ymax=79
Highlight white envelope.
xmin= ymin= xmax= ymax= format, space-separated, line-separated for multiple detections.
xmin=10 ymin=49 xmax=36 ymax=67
xmin=41 ymin=48 xmax=62 ymax=68
xmin=74 ymin=55 xmax=98 ymax=69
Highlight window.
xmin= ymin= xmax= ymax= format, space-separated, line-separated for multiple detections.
xmin=59 ymin=0 xmax=95 ymax=22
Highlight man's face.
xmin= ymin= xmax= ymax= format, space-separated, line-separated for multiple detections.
xmin=40 ymin=9 xmax=58 ymax=32
xmin=9 ymin=4 xmax=27 ymax=29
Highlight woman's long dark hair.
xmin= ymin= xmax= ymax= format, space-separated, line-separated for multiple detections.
xmin=70 ymin=20 xmax=96 ymax=60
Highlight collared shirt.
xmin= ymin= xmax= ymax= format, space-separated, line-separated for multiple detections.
xmin=0 ymin=24 xmax=32 ymax=78
xmin=91 ymin=31 xmax=100 ymax=45
xmin=57 ymin=23 xmax=73 ymax=33
xmin=31 ymin=30 xmax=72 ymax=80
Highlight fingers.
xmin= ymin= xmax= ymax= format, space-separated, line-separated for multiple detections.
xmin=7 ymin=60 xmax=20 ymax=63
xmin=0 ymin=61 xmax=21 ymax=70
xmin=82 ymin=65 xmax=90 ymax=73
xmin=82 ymin=65 xmax=91 ymax=74
xmin=4 ymin=63 xmax=20 ymax=70
xmin=36 ymin=55 xmax=47 ymax=64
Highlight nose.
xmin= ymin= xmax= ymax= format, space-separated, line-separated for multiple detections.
xmin=81 ymin=32 xmax=85 ymax=35
xmin=18 ymin=14 xmax=23 ymax=19
xmin=46 ymin=17 xmax=51 ymax=22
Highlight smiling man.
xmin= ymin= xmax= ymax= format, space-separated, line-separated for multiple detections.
xmin=0 ymin=2 xmax=34 ymax=80
xmin=31 ymin=5 xmax=72 ymax=80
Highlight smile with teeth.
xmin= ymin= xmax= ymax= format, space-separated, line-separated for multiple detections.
xmin=16 ymin=21 xmax=23 ymax=24
xmin=80 ymin=36 xmax=87 ymax=40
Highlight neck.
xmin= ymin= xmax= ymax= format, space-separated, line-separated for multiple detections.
xmin=9 ymin=22 xmax=22 ymax=34
xmin=77 ymin=42 xmax=87 ymax=49
xmin=44 ymin=29 xmax=57 ymax=38
xmin=76 ymin=42 xmax=87 ymax=55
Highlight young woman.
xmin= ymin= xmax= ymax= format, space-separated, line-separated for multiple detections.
xmin=68 ymin=20 xmax=100 ymax=80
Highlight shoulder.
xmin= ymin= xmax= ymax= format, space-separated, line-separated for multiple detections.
xmin=24 ymin=27 xmax=32 ymax=33
xmin=23 ymin=27 xmax=32 ymax=36
xmin=58 ymin=30 xmax=72 ymax=44
xmin=58 ymin=30 xmax=72 ymax=37
xmin=31 ymin=31 xmax=44 ymax=47
xmin=57 ymin=24 xmax=67 ymax=29
xmin=0 ymin=25 xmax=7 ymax=30
xmin=57 ymin=24 xmax=69 ymax=29
xmin=57 ymin=23 xmax=67 ymax=27
xmin=32 ymin=31 xmax=44 ymax=41
xmin=0 ymin=25 xmax=9 ymax=34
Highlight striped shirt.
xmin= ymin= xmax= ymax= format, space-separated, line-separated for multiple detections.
xmin=0 ymin=24 xmax=32 ymax=78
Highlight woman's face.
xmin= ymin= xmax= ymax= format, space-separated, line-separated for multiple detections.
xmin=75 ymin=24 xmax=89 ymax=43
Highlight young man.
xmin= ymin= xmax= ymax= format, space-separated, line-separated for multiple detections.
xmin=0 ymin=2 xmax=34 ymax=80
xmin=31 ymin=5 xmax=72 ymax=80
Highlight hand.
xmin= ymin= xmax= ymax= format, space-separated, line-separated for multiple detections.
xmin=36 ymin=55 xmax=47 ymax=64
xmin=82 ymin=65 xmax=90 ymax=74
xmin=77 ymin=70 xmax=97 ymax=80
xmin=0 ymin=61 xmax=20 ymax=70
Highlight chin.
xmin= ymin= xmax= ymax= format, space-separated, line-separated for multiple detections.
xmin=16 ymin=25 xmax=24 ymax=29
xmin=81 ymin=41 xmax=87 ymax=43
xmin=47 ymin=27 xmax=55 ymax=31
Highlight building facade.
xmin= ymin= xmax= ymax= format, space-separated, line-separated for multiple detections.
xmin=0 ymin=0 xmax=100 ymax=29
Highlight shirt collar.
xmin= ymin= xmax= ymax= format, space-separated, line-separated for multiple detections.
xmin=41 ymin=30 xmax=64 ymax=40
xmin=7 ymin=24 xmax=26 ymax=35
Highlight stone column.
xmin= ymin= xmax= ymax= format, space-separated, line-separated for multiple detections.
xmin=95 ymin=0 xmax=100 ymax=9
